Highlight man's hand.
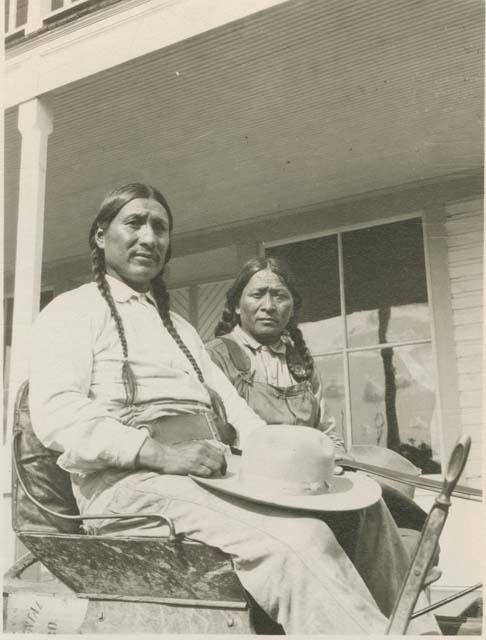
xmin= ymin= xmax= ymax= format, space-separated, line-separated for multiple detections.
xmin=136 ymin=438 xmax=226 ymax=477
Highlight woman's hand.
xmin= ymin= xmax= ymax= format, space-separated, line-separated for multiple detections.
xmin=136 ymin=437 xmax=227 ymax=477
xmin=334 ymin=451 xmax=356 ymax=475
xmin=335 ymin=452 xmax=356 ymax=464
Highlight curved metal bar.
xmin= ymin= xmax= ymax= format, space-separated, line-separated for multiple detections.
xmin=411 ymin=583 xmax=482 ymax=619
xmin=4 ymin=551 xmax=39 ymax=581
xmin=12 ymin=432 xmax=177 ymax=541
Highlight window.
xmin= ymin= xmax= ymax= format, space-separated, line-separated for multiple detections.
xmin=266 ymin=217 xmax=441 ymax=473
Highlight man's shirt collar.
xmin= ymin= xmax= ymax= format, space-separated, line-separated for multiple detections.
xmin=105 ymin=274 xmax=157 ymax=306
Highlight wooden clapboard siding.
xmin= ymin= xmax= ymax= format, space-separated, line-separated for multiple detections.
xmin=457 ymin=354 xmax=482 ymax=374
xmin=169 ymin=287 xmax=191 ymax=323
xmin=457 ymin=373 xmax=482 ymax=392
xmin=453 ymin=324 xmax=482 ymax=341
xmin=449 ymin=262 xmax=483 ymax=279
xmin=459 ymin=390 xmax=482 ymax=409
xmin=452 ymin=308 xmax=482 ymax=326
xmin=168 ymin=279 xmax=232 ymax=343
xmin=454 ymin=339 xmax=483 ymax=358
xmin=460 ymin=408 xmax=483 ymax=426
xmin=449 ymin=276 xmax=482 ymax=295
xmin=197 ymin=280 xmax=233 ymax=344
xmin=445 ymin=198 xmax=483 ymax=481
xmin=451 ymin=291 xmax=483 ymax=311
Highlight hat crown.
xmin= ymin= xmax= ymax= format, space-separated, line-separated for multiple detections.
xmin=240 ymin=425 xmax=335 ymax=496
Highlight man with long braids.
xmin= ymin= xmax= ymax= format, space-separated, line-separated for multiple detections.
xmin=29 ymin=183 xmax=438 ymax=635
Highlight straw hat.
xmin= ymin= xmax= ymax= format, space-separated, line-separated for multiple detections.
xmin=192 ymin=425 xmax=381 ymax=511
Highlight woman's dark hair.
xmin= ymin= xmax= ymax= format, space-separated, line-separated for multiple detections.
xmin=89 ymin=183 xmax=205 ymax=405
xmin=214 ymin=256 xmax=314 ymax=381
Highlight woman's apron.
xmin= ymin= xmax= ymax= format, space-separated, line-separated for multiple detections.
xmin=214 ymin=336 xmax=320 ymax=427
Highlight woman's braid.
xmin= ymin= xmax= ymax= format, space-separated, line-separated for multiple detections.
xmin=152 ymin=276 xmax=205 ymax=384
xmin=287 ymin=318 xmax=315 ymax=382
xmin=214 ymin=302 xmax=238 ymax=338
xmin=91 ymin=246 xmax=138 ymax=405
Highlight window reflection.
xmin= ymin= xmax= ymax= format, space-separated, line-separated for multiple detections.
xmin=266 ymin=218 xmax=439 ymax=470
xmin=301 ymin=317 xmax=343 ymax=355
xmin=268 ymin=234 xmax=343 ymax=353
xmin=349 ymin=344 xmax=441 ymax=473
xmin=314 ymin=355 xmax=346 ymax=442
xmin=343 ymin=219 xmax=430 ymax=347
xmin=347 ymin=303 xmax=431 ymax=348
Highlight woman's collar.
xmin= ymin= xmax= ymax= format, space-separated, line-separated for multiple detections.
xmin=231 ymin=324 xmax=289 ymax=354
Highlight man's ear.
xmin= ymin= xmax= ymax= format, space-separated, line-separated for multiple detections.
xmin=94 ymin=227 xmax=105 ymax=250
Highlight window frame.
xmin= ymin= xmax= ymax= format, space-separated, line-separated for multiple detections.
xmin=262 ymin=209 xmax=459 ymax=465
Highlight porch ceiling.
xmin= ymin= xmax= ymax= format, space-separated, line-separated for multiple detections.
xmin=5 ymin=0 xmax=484 ymax=272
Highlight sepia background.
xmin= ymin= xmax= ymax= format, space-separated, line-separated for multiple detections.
xmin=3 ymin=0 xmax=484 ymax=616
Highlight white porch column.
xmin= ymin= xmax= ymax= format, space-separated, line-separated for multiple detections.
xmin=4 ymin=98 xmax=53 ymax=568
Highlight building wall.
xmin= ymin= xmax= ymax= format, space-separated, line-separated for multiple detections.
xmin=445 ymin=197 xmax=483 ymax=484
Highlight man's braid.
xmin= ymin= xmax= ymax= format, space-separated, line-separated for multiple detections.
xmin=91 ymin=246 xmax=138 ymax=405
xmin=152 ymin=276 xmax=206 ymax=385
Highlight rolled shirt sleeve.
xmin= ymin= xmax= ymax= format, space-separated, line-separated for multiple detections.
xmin=29 ymin=295 xmax=148 ymax=475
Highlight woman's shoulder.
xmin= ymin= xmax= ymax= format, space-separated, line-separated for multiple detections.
xmin=205 ymin=334 xmax=252 ymax=374
xmin=205 ymin=334 xmax=243 ymax=359
xmin=205 ymin=335 xmax=229 ymax=354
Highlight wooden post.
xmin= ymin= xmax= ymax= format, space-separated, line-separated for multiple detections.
xmin=4 ymin=98 xmax=53 ymax=568
xmin=25 ymin=0 xmax=50 ymax=35
xmin=7 ymin=0 xmax=19 ymax=34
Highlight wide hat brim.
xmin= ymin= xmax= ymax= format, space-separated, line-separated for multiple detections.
xmin=191 ymin=456 xmax=381 ymax=512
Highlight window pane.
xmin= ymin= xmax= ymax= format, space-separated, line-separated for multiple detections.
xmin=16 ymin=0 xmax=28 ymax=27
xmin=348 ymin=343 xmax=441 ymax=473
xmin=343 ymin=219 xmax=431 ymax=347
xmin=267 ymin=235 xmax=343 ymax=353
xmin=314 ymin=354 xmax=347 ymax=443
xmin=40 ymin=289 xmax=54 ymax=309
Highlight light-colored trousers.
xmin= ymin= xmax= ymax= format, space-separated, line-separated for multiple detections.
xmin=76 ymin=469 xmax=439 ymax=635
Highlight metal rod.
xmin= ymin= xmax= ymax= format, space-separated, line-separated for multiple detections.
xmin=337 ymin=232 xmax=353 ymax=451
xmin=338 ymin=458 xmax=482 ymax=501
xmin=411 ymin=583 xmax=482 ymax=619
xmin=307 ymin=338 xmax=432 ymax=358
xmin=344 ymin=337 xmax=432 ymax=354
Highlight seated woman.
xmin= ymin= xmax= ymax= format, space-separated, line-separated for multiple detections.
xmin=29 ymin=186 xmax=437 ymax=635
xmin=206 ymin=257 xmax=428 ymax=535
